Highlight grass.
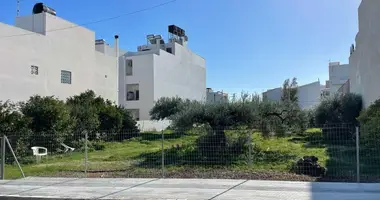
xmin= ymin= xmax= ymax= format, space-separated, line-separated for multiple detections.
xmin=4 ymin=128 xmax=352 ymax=181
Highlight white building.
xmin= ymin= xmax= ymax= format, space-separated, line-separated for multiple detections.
xmin=206 ymin=88 xmax=228 ymax=103
xmin=349 ymin=0 xmax=380 ymax=107
xmin=327 ymin=62 xmax=350 ymax=95
xmin=118 ymin=26 xmax=206 ymax=120
xmin=263 ymin=81 xmax=321 ymax=110
xmin=0 ymin=4 xmax=118 ymax=103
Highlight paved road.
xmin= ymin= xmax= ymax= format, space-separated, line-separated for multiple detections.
xmin=0 ymin=177 xmax=379 ymax=199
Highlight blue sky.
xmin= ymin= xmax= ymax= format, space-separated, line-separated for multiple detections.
xmin=1 ymin=0 xmax=361 ymax=95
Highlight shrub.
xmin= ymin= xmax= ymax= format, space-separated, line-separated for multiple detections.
xmin=92 ymin=140 xmax=106 ymax=151
xmin=358 ymin=99 xmax=380 ymax=149
xmin=315 ymin=93 xmax=362 ymax=126
xmin=20 ymin=95 xmax=73 ymax=152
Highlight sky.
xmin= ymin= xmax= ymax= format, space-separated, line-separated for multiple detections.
xmin=0 ymin=0 xmax=361 ymax=95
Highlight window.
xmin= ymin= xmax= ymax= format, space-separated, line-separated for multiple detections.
xmin=126 ymin=84 xmax=139 ymax=101
xmin=61 ymin=70 xmax=72 ymax=84
xmin=31 ymin=65 xmax=38 ymax=75
xmin=166 ymin=48 xmax=172 ymax=54
xmin=126 ymin=59 xmax=133 ymax=76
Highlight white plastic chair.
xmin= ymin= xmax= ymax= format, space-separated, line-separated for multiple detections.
xmin=31 ymin=146 xmax=48 ymax=163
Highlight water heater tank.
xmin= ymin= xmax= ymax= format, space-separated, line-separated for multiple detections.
xmin=32 ymin=3 xmax=56 ymax=16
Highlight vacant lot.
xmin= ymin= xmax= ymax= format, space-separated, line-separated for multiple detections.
xmin=7 ymin=128 xmax=377 ymax=182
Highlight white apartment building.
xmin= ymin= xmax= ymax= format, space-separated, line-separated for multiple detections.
xmin=349 ymin=0 xmax=380 ymax=107
xmin=206 ymin=88 xmax=228 ymax=103
xmin=118 ymin=25 xmax=206 ymax=120
xmin=327 ymin=62 xmax=350 ymax=95
xmin=0 ymin=4 xmax=118 ymax=103
xmin=320 ymin=61 xmax=351 ymax=99
xmin=263 ymin=81 xmax=321 ymax=110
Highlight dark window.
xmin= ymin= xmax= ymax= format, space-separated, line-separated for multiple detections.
xmin=31 ymin=65 xmax=39 ymax=75
xmin=135 ymin=90 xmax=139 ymax=100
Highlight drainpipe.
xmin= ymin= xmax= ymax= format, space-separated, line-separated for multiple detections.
xmin=114 ymin=35 xmax=119 ymax=105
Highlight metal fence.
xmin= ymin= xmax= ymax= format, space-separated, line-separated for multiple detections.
xmin=1 ymin=124 xmax=380 ymax=182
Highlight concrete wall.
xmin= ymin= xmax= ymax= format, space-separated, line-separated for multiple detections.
xmin=136 ymin=120 xmax=171 ymax=132
xmin=349 ymin=0 xmax=380 ymax=107
xmin=0 ymin=13 xmax=117 ymax=103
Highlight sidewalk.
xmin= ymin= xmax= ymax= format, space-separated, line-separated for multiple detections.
xmin=0 ymin=177 xmax=380 ymax=199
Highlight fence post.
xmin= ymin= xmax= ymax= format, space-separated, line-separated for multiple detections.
xmin=161 ymin=130 xmax=165 ymax=178
xmin=0 ymin=136 xmax=5 ymax=180
xmin=248 ymin=130 xmax=253 ymax=168
xmin=355 ymin=126 xmax=360 ymax=183
xmin=84 ymin=130 xmax=88 ymax=178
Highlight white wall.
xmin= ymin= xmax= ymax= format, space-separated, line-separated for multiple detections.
xmin=297 ymin=81 xmax=321 ymax=109
xmin=0 ymin=13 xmax=117 ymax=103
xmin=328 ymin=62 xmax=350 ymax=94
xmin=153 ymin=43 xmax=206 ymax=102
xmin=263 ymin=88 xmax=282 ymax=102
xmin=262 ymin=81 xmax=321 ymax=109
xmin=136 ymin=120 xmax=171 ymax=132
xmin=349 ymin=0 xmax=380 ymax=107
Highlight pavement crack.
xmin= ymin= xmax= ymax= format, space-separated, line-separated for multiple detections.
xmin=208 ymin=180 xmax=248 ymax=200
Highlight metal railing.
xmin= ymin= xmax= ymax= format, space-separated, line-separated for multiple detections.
xmin=1 ymin=125 xmax=380 ymax=182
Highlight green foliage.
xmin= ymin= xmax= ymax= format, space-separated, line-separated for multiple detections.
xmin=0 ymin=101 xmax=30 ymax=134
xmin=281 ymin=77 xmax=298 ymax=103
xmin=20 ymin=95 xmax=73 ymax=151
xmin=358 ymin=99 xmax=380 ymax=149
xmin=66 ymin=90 xmax=102 ymax=137
xmin=315 ymin=93 xmax=362 ymax=126
xmin=149 ymin=97 xmax=193 ymax=120
xmin=66 ymin=90 xmax=138 ymax=140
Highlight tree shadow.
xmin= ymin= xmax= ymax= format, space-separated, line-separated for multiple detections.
xmin=289 ymin=131 xmax=326 ymax=149
xmin=314 ymin=125 xmax=358 ymax=182
xmin=134 ymin=144 xmax=298 ymax=169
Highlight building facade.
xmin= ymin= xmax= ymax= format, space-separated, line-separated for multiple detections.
xmin=328 ymin=62 xmax=350 ymax=95
xmin=118 ymin=29 xmax=206 ymax=120
xmin=349 ymin=0 xmax=380 ymax=107
xmin=0 ymin=11 xmax=118 ymax=103
xmin=263 ymin=81 xmax=321 ymax=110
xmin=206 ymin=88 xmax=228 ymax=103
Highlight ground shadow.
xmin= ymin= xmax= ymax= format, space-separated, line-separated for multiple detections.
xmin=134 ymin=144 xmax=298 ymax=169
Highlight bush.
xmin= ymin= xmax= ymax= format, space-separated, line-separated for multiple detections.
xmin=195 ymin=130 xmax=249 ymax=165
xmin=20 ymin=95 xmax=74 ymax=152
xmin=315 ymin=93 xmax=362 ymax=126
xmin=358 ymin=99 xmax=380 ymax=149
xmin=92 ymin=140 xmax=106 ymax=151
